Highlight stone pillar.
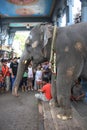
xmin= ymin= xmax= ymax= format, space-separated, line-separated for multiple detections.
xmin=0 ymin=26 xmax=2 ymax=45
xmin=56 ymin=8 xmax=64 ymax=27
xmin=52 ymin=15 xmax=58 ymax=26
xmin=8 ymin=32 xmax=15 ymax=58
xmin=0 ymin=24 xmax=9 ymax=44
xmin=80 ymin=0 xmax=87 ymax=22
xmin=66 ymin=0 xmax=74 ymax=25
xmin=57 ymin=17 xmax=63 ymax=27
xmin=8 ymin=32 xmax=15 ymax=45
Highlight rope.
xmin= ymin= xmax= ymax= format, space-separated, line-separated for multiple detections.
xmin=50 ymin=25 xmax=57 ymax=63
xmin=53 ymin=52 xmax=56 ymax=74
xmin=50 ymin=25 xmax=57 ymax=74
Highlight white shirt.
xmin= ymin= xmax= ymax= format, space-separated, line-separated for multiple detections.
xmin=35 ymin=70 xmax=42 ymax=81
xmin=7 ymin=62 xmax=10 ymax=68
xmin=28 ymin=67 xmax=33 ymax=78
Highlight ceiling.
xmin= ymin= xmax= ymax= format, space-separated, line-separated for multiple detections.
xmin=0 ymin=0 xmax=66 ymax=31
xmin=0 ymin=0 xmax=54 ymax=17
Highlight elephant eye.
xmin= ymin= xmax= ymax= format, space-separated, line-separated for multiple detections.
xmin=31 ymin=56 xmax=33 ymax=60
xmin=28 ymin=44 xmax=31 ymax=47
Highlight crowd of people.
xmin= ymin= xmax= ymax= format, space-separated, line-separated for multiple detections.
xmin=0 ymin=57 xmax=18 ymax=93
xmin=0 ymin=57 xmax=86 ymax=102
xmin=0 ymin=58 xmax=52 ymax=94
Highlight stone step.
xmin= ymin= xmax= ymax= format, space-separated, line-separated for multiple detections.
xmin=38 ymin=100 xmax=85 ymax=130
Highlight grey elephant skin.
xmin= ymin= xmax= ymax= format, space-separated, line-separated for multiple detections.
xmin=13 ymin=22 xmax=87 ymax=119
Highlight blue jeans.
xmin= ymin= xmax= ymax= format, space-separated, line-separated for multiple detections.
xmin=11 ymin=76 xmax=16 ymax=89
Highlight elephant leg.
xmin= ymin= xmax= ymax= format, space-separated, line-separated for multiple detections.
xmin=56 ymin=69 xmax=73 ymax=120
xmin=56 ymin=60 xmax=83 ymax=120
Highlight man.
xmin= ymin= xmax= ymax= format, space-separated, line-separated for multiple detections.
xmin=70 ymin=78 xmax=85 ymax=101
xmin=10 ymin=57 xmax=18 ymax=90
xmin=35 ymin=77 xmax=52 ymax=101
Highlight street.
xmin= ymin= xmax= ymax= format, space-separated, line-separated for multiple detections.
xmin=0 ymin=91 xmax=39 ymax=130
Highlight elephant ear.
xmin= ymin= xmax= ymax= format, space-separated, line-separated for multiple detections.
xmin=41 ymin=24 xmax=52 ymax=47
xmin=40 ymin=24 xmax=52 ymax=58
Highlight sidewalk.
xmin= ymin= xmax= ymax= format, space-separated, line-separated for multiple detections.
xmin=38 ymin=100 xmax=87 ymax=130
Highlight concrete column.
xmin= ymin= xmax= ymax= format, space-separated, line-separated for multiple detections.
xmin=8 ymin=32 xmax=15 ymax=45
xmin=0 ymin=24 xmax=9 ymax=44
xmin=66 ymin=0 xmax=74 ymax=25
xmin=80 ymin=0 xmax=87 ymax=22
xmin=57 ymin=17 xmax=63 ymax=27
xmin=52 ymin=15 xmax=57 ymax=26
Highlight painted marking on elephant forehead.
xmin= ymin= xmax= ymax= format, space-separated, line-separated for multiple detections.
xmin=66 ymin=66 xmax=75 ymax=76
xmin=74 ymin=42 xmax=83 ymax=51
xmin=32 ymin=41 xmax=38 ymax=48
xmin=64 ymin=46 xmax=69 ymax=52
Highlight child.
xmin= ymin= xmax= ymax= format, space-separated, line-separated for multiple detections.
xmin=27 ymin=64 xmax=33 ymax=91
xmin=21 ymin=69 xmax=28 ymax=92
xmin=35 ymin=65 xmax=42 ymax=90
xmin=35 ymin=77 xmax=52 ymax=101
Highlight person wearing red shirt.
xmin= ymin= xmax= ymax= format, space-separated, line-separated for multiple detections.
xmin=1 ymin=59 xmax=10 ymax=92
xmin=35 ymin=77 xmax=52 ymax=101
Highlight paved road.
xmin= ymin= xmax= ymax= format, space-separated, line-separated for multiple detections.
xmin=0 ymin=91 xmax=39 ymax=130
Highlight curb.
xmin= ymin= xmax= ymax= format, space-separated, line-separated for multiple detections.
xmin=38 ymin=100 xmax=84 ymax=130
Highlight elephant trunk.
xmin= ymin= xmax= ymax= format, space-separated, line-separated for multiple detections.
xmin=13 ymin=60 xmax=26 ymax=89
xmin=12 ymin=57 xmax=32 ymax=96
xmin=13 ymin=48 xmax=31 ymax=92
xmin=13 ymin=56 xmax=32 ymax=96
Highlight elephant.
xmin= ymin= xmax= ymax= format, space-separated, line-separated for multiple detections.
xmin=13 ymin=22 xmax=87 ymax=120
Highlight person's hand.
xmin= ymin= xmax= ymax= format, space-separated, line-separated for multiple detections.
xmin=3 ymin=75 xmax=6 ymax=78
xmin=76 ymin=96 xmax=80 ymax=101
xmin=12 ymin=74 xmax=14 ymax=78
xmin=38 ymin=89 xmax=42 ymax=92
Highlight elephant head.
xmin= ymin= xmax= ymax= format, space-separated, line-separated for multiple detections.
xmin=25 ymin=24 xmax=54 ymax=68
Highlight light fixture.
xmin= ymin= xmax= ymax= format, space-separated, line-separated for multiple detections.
xmin=26 ymin=24 xmax=30 ymax=29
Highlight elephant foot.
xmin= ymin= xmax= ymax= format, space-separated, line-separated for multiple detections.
xmin=57 ymin=114 xmax=72 ymax=120
xmin=12 ymin=86 xmax=19 ymax=97
xmin=57 ymin=107 xmax=72 ymax=120
xmin=12 ymin=93 xmax=20 ymax=97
